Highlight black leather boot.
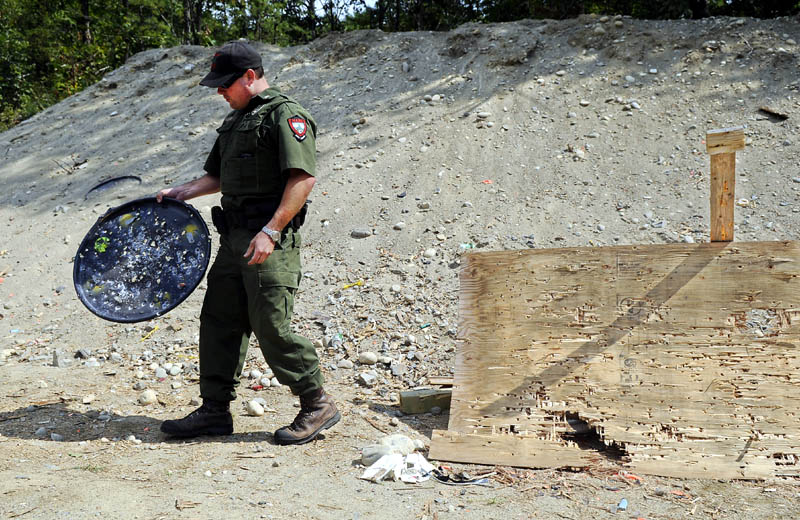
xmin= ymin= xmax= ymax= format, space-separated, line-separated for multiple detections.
xmin=160 ymin=399 xmax=233 ymax=438
xmin=274 ymin=388 xmax=340 ymax=445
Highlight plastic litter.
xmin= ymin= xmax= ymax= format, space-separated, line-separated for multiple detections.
xmin=360 ymin=453 xmax=434 ymax=483
xmin=342 ymin=279 xmax=364 ymax=289
xmin=617 ymin=498 xmax=628 ymax=511
xmin=432 ymin=467 xmax=492 ymax=487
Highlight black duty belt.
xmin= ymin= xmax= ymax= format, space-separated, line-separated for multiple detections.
xmin=210 ymin=199 xmax=308 ymax=235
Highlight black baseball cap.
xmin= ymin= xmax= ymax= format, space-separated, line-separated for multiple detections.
xmin=199 ymin=41 xmax=262 ymax=88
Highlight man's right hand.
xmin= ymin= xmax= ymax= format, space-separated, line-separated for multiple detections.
xmin=155 ymin=174 xmax=221 ymax=203
xmin=156 ymin=186 xmax=186 ymax=202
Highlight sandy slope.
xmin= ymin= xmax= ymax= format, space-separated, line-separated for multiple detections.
xmin=1 ymin=14 xmax=799 ymax=519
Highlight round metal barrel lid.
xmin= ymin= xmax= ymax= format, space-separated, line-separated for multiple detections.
xmin=73 ymin=197 xmax=211 ymax=323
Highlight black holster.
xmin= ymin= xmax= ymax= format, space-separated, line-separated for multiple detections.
xmin=211 ymin=205 xmax=228 ymax=235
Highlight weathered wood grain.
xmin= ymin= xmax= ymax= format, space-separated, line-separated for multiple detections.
xmin=430 ymin=241 xmax=800 ymax=479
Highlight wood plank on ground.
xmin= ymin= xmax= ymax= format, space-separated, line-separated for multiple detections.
xmin=429 ymin=241 xmax=800 ymax=479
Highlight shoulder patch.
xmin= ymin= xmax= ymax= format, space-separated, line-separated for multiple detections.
xmin=287 ymin=116 xmax=308 ymax=141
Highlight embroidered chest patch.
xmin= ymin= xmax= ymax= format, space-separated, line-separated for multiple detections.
xmin=287 ymin=117 xmax=308 ymax=141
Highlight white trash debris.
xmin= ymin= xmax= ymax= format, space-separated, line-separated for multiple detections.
xmin=360 ymin=453 xmax=434 ymax=483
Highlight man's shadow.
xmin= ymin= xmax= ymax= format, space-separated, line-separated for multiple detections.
xmin=0 ymin=402 xmax=282 ymax=444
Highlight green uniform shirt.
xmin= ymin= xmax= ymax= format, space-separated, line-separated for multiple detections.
xmin=204 ymin=87 xmax=316 ymax=209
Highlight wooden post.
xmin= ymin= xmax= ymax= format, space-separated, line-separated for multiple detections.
xmin=706 ymin=127 xmax=745 ymax=242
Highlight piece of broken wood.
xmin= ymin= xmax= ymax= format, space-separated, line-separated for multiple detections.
xmin=400 ymin=388 xmax=452 ymax=414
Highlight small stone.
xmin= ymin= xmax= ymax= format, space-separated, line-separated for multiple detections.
xmin=630 ymin=101 xmax=641 ymax=110
xmin=597 ymin=224 xmax=605 ymax=231
xmin=168 ymin=365 xmax=181 ymax=376
xmin=378 ymin=355 xmax=393 ymax=364
xmin=555 ymin=70 xmax=566 ymax=76
xmin=351 ymin=228 xmax=372 ymax=239
xmin=250 ymin=369 xmax=263 ymax=379
xmin=358 ymin=352 xmax=378 ymax=365
xmin=683 ymin=235 xmax=695 ymax=244
xmin=423 ymin=248 xmax=437 ymax=259
xmin=82 ymin=394 xmax=95 ymax=404
xmin=52 ymin=350 xmax=69 ymax=368
xmin=579 ymin=100 xmax=590 ymax=107
xmin=361 ymin=444 xmax=394 ymax=466
xmin=171 ymin=382 xmax=182 ymax=389
xmin=649 ymin=68 xmax=658 ymax=74
xmin=337 ymin=359 xmax=354 ymax=369
xmin=74 ymin=349 xmax=91 ymax=359
xmin=593 ymin=25 xmax=606 ymax=35
xmin=138 ymin=389 xmax=158 ymax=405
xmin=390 ymin=417 xmax=400 ymax=426
xmin=430 ymin=406 xmax=442 ymax=415
xmin=476 ymin=111 xmax=491 ymax=119
xmin=393 ymin=222 xmax=406 ymax=230
xmin=614 ymin=20 xmax=624 ymax=28
xmin=246 ymin=400 xmax=265 ymax=417
xmin=567 ymin=111 xmax=577 ymax=119
xmin=270 ymin=377 xmax=282 ymax=387
xmin=624 ymin=75 xmax=635 ymax=83
xmin=358 ymin=372 xmax=377 ymax=387
xmin=50 ymin=433 xmax=64 ymax=442
xmin=155 ymin=367 xmax=167 ymax=379
xmin=35 ymin=427 xmax=47 ymax=437
xmin=390 ymin=284 xmax=402 ymax=293
xmin=204 ymin=470 xmax=212 ymax=477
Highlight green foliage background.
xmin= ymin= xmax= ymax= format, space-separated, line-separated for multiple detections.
xmin=0 ymin=0 xmax=798 ymax=130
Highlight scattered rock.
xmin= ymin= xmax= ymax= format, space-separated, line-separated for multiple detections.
xmin=246 ymin=400 xmax=265 ymax=416
xmin=138 ymin=390 xmax=158 ymax=405
xmin=351 ymin=228 xmax=372 ymax=239
xmin=358 ymin=352 xmax=378 ymax=365
xmin=358 ymin=372 xmax=377 ymax=387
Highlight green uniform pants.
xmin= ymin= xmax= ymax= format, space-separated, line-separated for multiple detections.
xmin=198 ymin=227 xmax=323 ymax=402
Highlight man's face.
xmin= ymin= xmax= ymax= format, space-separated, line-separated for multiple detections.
xmin=217 ymin=72 xmax=251 ymax=110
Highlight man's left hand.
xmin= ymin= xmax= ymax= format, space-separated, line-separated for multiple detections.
xmin=244 ymin=232 xmax=275 ymax=265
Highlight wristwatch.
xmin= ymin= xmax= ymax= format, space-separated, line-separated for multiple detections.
xmin=260 ymin=226 xmax=281 ymax=243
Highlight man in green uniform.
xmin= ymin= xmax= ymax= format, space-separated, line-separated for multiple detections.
xmin=156 ymin=41 xmax=339 ymax=445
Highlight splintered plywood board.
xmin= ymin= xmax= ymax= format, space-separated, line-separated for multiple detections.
xmin=429 ymin=241 xmax=800 ymax=479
